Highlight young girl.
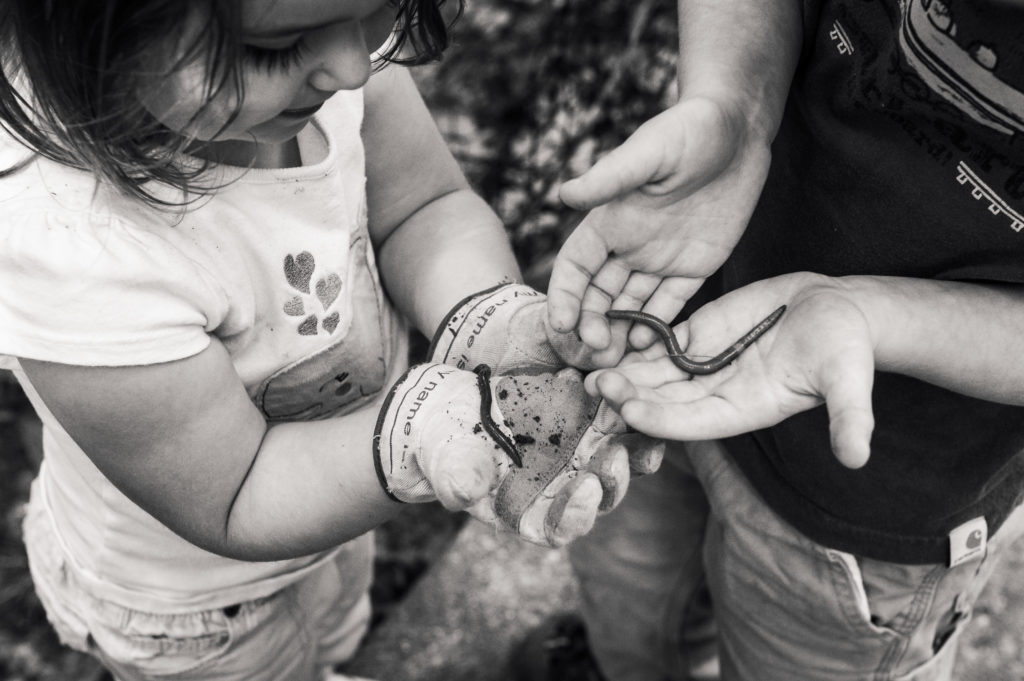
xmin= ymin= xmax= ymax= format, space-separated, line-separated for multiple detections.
xmin=0 ymin=1 xmax=631 ymax=679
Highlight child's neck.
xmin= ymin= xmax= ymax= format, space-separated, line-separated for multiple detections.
xmin=194 ymin=138 xmax=302 ymax=170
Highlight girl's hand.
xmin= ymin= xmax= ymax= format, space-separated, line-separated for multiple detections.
xmin=547 ymin=97 xmax=772 ymax=356
xmin=375 ymin=364 xmax=662 ymax=547
xmin=429 ymin=283 xmax=624 ymax=374
xmin=588 ymin=273 xmax=878 ymax=469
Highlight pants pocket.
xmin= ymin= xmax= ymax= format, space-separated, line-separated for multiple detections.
xmin=86 ymin=600 xmax=238 ymax=678
xmin=828 ymin=548 xmax=973 ymax=680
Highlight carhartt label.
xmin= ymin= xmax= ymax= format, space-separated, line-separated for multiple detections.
xmin=948 ymin=517 xmax=987 ymax=568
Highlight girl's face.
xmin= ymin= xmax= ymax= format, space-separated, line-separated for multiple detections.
xmin=140 ymin=0 xmax=395 ymax=146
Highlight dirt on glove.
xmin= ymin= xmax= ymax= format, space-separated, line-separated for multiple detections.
xmin=489 ymin=370 xmax=602 ymax=533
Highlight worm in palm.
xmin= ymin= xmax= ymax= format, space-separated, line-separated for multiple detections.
xmin=605 ymin=305 xmax=786 ymax=375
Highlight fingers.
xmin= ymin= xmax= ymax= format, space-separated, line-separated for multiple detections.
xmin=422 ymin=438 xmax=501 ymax=511
xmin=547 ymin=224 xmax=612 ymax=335
xmin=628 ymin=277 xmax=703 ymax=350
xmin=584 ymin=441 xmax=632 ymax=511
xmin=589 ymin=270 xmax=665 ymax=352
xmin=576 ymin=257 xmax=631 ymax=351
xmin=575 ymin=262 xmax=688 ymax=354
xmin=593 ymin=367 xmax=755 ymax=441
xmin=585 ymin=356 xmax=688 ymax=402
xmin=582 ymin=432 xmax=665 ymax=509
xmin=618 ymin=397 xmax=738 ymax=442
xmin=547 ymin=110 xmax=685 ymax=338
xmin=543 ymin=474 xmax=603 ymax=547
xmin=558 ymin=126 xmax=665 ymax=211
xmin=533 ymin=433 xmax=665 ymax=547
xmin=622 ymin=433 xmax=666 ymax=475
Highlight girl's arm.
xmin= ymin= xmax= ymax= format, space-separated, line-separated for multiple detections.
xmin=22 ymin=340 xmax=402 ymax=562
xmin=361 ymin=65 xmax=522 ymax=334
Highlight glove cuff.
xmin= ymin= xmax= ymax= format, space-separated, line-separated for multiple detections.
xmin=373 ymin=363 xmax=520 ymax=504
xmin=428 ymin=283 xmax=543 ymax=370
xmin=372 ymin=364 xmax=421 ymax=503
xmin=373 ymin=363 xmax=464 ymax=503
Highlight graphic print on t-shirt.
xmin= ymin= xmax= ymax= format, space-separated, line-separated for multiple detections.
xmin=899 ymin=0 xmax=1024 ymax=136
xmin=825 ymin=0 xmax=1024 ymax=230
xmin=253 ymin=235 xmax=389 ymax=421
xmin=282 ymin=250 xmax=342 ymax=336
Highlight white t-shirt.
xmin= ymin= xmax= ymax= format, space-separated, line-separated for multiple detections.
xmin=0 ymin=89 xmax=408 ymax=611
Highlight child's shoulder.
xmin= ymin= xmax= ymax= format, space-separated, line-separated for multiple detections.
xmin=0 ymin=149 xmax=222 ymax=367
xmin=1 ymin=134 xmax=135 ymax=222
xmin=0 ymin=139 xmax=206 ymax=298
xmin=0 ymin=133 xmax=184 ymax=242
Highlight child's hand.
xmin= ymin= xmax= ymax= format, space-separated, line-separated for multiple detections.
xmin=430 ymin=283 xmax=624 ymax=372
xmin=547 ymin=97 xmax=771 ymax=354
xmin=374 ymin=363 xmax=663 ymax=546
xmin=469 ymin=368 xmax=664 ymax=546
xmin=587 ymin=273 xmax=877 ymax=469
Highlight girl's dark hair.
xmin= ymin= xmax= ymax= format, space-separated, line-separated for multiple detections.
xmin=0 ymin=0 xmax=463 ymax=208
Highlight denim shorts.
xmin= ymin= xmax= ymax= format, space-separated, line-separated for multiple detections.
xmin=23 ymin=494 xmax=374 ymax=681
xmin=570 ymin=440 xmax=1024 ymax=681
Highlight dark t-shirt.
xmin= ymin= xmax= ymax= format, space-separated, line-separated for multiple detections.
xmin=711 ymin=0 xmax=1024 ymax=563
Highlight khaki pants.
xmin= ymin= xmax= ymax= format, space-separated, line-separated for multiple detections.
xmin=24 ymin=489 xmax=374 ymax=681
xmin=570 ymin=440 xmax=1024 ymax=681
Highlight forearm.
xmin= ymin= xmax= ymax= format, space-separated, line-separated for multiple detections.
xmin=221 ymin=404 xmax=402 ymax=561
xmin=677 ymin=0 xmax=803 ymax=141
xmin=843 ymin=275 xmax=1024 ymax=404
xmin=363 ymin=65 xmax=522 ymax=335
xmin=376 ymin=189 xmax=521 ymax=335
xmin=21 ymin=347 xmax=405 ymax=563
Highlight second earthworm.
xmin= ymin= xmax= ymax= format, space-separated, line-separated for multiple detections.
xmin=606 ymin=306 xmax=786 ymax=375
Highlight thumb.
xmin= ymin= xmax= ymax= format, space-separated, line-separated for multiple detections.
xmin=619 ymin=432 xmax=665 ymax=476
xmin=820 ymin=345 xmax=876 ymax=469
xmin=421 ymin=436 xmax=500 ymax=510
xmin=559 ymin=131 xmax=663 ymax=210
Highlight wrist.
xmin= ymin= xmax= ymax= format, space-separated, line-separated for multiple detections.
xmin=373 ymin=363 xmax=466 ymax=503
xmin=674 ymin=89 xmax=776 ymax=151
xmin=428 ymin=282 xmax=550 ymax=372
xmin=676 ymin=0 xmax=801 ymax=146
xmin=832 ymin=275 xmax=921 ymax=374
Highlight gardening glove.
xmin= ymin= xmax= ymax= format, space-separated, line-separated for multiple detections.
xmin=466 ymin=366 xmax=664 ymax=546
xmin=374 ymin=363 xmax=659 ymax=546
xmin=428 ymin=283 xmax=603 ymax=374
xmin=429 ymin=283 xmax=664 ymax=479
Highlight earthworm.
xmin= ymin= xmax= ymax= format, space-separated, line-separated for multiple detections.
xmin=606 ymin=305 xmax=786 ymax=375
xmin=474 ymin=365 xmax=523 ymax=467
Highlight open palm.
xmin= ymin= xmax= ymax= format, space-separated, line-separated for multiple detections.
xmin=547 ymin=96 xmax=772 ymax=358
xmin=589 ymin=273 xmax=879 ymax=469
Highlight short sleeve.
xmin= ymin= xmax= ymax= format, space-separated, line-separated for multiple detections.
xmin=0 ymin=210 xmax=226 ymax=366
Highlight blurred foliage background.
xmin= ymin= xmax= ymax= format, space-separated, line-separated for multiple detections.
xmin=417 ymin=0 xmax=678 ymax=286
xmin=1 ymin=0 xmax=1022 ymax=679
